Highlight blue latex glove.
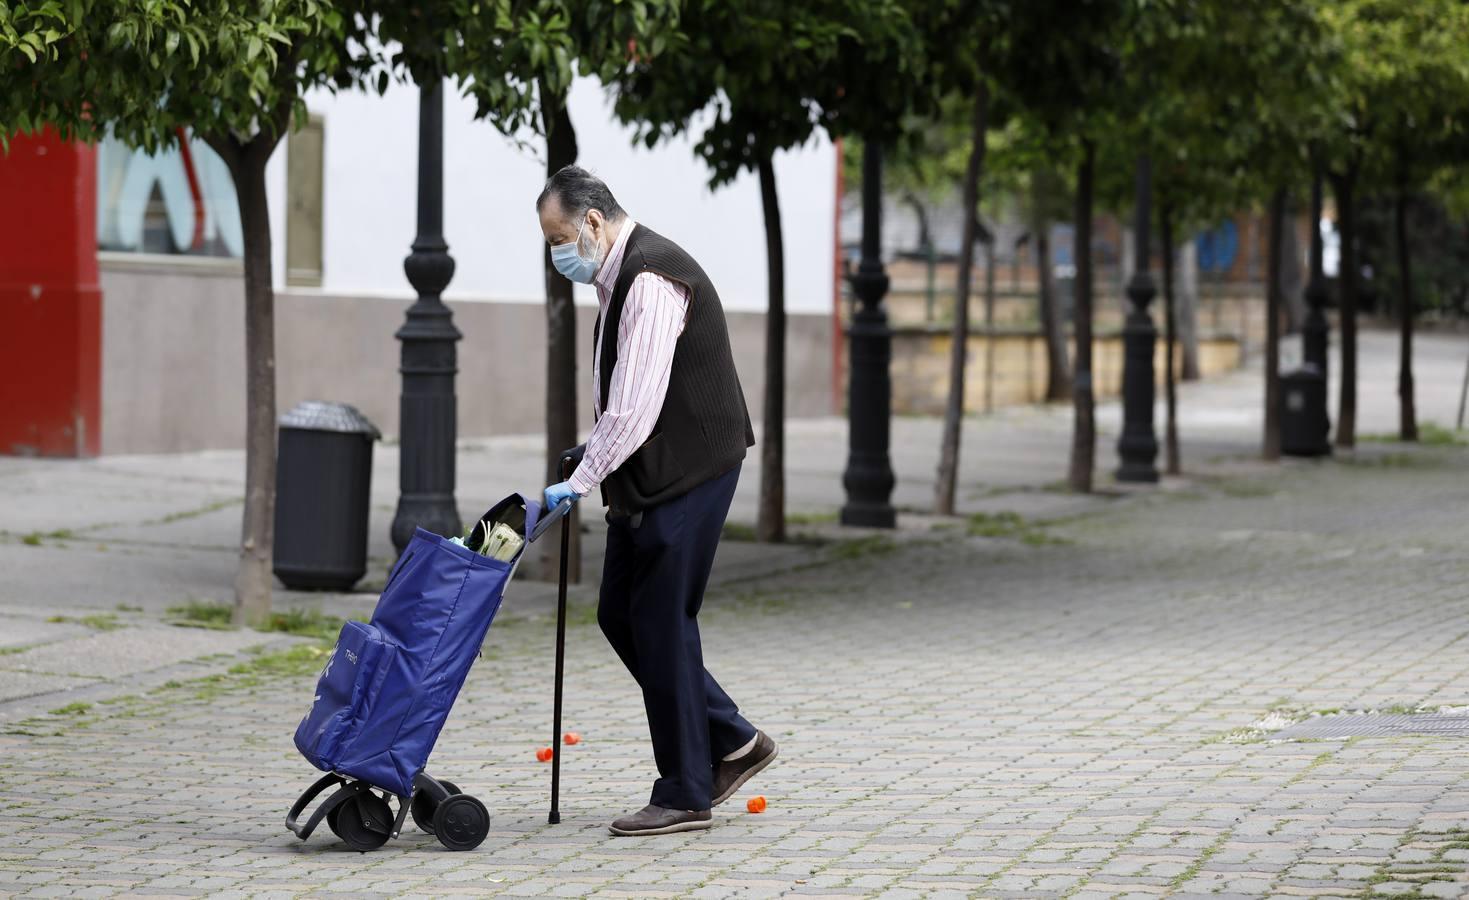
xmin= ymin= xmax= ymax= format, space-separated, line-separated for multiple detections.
xmin=544 ymin=481 xmax=581 ymax=510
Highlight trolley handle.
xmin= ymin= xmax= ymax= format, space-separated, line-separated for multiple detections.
xmin=529 ymin=445 xmax=584 ymax=544
xmin=529 ymin=497 xmax=574 ymax=543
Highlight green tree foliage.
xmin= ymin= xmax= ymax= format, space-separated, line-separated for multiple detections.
xmin=614 ymin=0 xmax=932 ymax=186
xmin=1310 ymin=0 xmax=1469 ymax=445
xmin=987 ymin=0 xmax=1127 ymax=490
xmin=1 ymin=1 xmax=368 ymax=148
xmin=373 ymin=0 xmax=680 ymax=582
xmin=1128 ymin=0 xmax=1330 ymax=465
xmin=1 ymin=0 xmax=372 ymax=625
xmin=1359 ymin=195 xmax=1469 ymax=319
xmin=829 ymin=2 xmax=1000 ymax=517
xmin=371 ymin=0 xmax=678 ymax=134
xmin=610 ymin=0 xmax=943 ymax=542
xmin=916 ymin=3 xmax=1002 ymax=517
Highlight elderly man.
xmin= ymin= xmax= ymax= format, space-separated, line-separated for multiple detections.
xmin=536 ymin=165 xmax=778 ymax=836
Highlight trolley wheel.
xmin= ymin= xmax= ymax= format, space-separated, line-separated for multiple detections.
xmin=433 ymin=794 xmax=489 ymax=851
xmin=335 ymin=792 xmax=394 ymax=852
xmin=411 ymin=779 xmax=460 ymax=834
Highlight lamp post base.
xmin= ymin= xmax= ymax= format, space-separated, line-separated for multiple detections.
xmin=391 ymin=492 xmax=461 ymax=549
xmin=1115 ymin=461 xmax=1161 ymax=483
xmin=840 ymin=502 xmax=897 ymax=529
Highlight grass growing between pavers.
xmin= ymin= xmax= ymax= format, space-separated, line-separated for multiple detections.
xmin=149 ymin=497 xmax=243 ymax=525
xmin=1168 ymin=831 xmax=1231 ymax=891
xmin=1340 ymin=449 xmax=1451 ymax=469
xmin=44 ymin=612 xmax=123 ymax=631
xmin=1362 ymin=421 xmax=1468 ymax=447
xmin=722 ymin=514 xmax=845 ymax=546
xmin=964 ymin=479 xmax=1077 ymax=500
xmin=5 ymin=530 xmax=876 ymax=737
xmin=3 ymin=536 xmax=875 ymax=739
xmin=827 ymin=534 xmax=898 ymax=559
xmin=19 ymin=528 xmax=74 ymax=546
xmin=4 ymin=640 xmax=330 ymax=738
xmin=166 ymin=600 xmax=354 ymax=642
xmin=722 ymin=521 xmax=757 ymax=542
xmin=1 ymin=604 xmax=352 ymax=736
xmin=166 ymin=599 xmax=235 ymax=629
xmin=966 ymin=511 xmax=1070 ymax=545
xmin=786 ymin=510 xmax=838 ymax=526
xmin=5 ymin=498 xmax=245 ymax=559
xmin=1216 ymin=478 xmax=1279 ymax=498
xmin=1362 ymin=827 xmax=1469 ymax=899
xmin=263 ymin=607 xmax=356 ymax=641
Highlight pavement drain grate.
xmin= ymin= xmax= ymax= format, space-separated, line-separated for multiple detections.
xmin=1269 ymin=712 xmax=1469 ymax=740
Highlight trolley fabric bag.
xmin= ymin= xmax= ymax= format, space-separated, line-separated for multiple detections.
xmin=293 ymin=493 xmax=541 ymax=798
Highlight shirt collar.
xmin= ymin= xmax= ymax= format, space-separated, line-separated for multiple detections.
xmin=593 ymin=219 xmax=637 ymax=296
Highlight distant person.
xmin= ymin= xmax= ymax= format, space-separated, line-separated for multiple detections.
xmin=536 ymin=165 xmax=778 ymax=836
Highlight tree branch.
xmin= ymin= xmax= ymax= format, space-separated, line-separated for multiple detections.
xmin=201 ymin=131 xmax=243 ymax=180
xmin=252 ymin=37 xmax=306 ymax=160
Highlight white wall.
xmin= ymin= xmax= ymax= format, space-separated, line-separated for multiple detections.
xmin=270 ymin=76 xmax=838 ymax=315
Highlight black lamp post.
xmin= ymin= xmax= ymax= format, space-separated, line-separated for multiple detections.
xmin=840 ymin=136 xmax=896 ymax=528
xmin=391 ymin=80 xmax=462 ymax=552
xmin=1277 ymin=168 xmax=1333 ymax=457
xmin=1116 ymin=153 xmax=1160 ymax=483
xmin=1302 ymin=172 xmax=1330 ymax=380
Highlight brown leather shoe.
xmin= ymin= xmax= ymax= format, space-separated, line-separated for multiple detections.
xmin=712 ymin=730 xmax=778 ymax=807
xmin=608 ymin=805 xmax=712 ymax=836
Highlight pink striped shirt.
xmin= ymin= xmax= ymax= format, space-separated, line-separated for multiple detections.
xmin=566 ymin=221 xmax=689 ymax=498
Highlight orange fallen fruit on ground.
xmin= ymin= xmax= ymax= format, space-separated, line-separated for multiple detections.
xmin=563 ymin=732 xmax=581 ymax=745
xmin=536 ymin=747 xmax=554 ymax=762
xmin=746 ymin=796 xmax=766 ymax=813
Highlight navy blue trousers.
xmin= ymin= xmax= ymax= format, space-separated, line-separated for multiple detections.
xmin=597 ymin=463 xmax=757 ymax=811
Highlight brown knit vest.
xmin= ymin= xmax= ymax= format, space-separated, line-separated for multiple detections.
xmin=593 ymin=223 xmax=755 ymax=513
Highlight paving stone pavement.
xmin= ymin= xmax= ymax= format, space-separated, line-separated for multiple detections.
xmin=2 ymin=435 xmax=1468 ymax=898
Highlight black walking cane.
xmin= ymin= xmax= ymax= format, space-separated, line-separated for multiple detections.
xmin=548 ymin=453 xmax=575 ymax=825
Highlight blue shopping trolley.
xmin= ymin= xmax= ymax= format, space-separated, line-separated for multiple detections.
xmin=286 ymin=468 xmax=578 ymax=852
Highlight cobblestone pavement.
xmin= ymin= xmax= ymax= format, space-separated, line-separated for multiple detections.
xmin=2 ymin=438 xmax=1468 ymax=898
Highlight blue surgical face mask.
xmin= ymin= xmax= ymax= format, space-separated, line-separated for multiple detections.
xmin=551 ymin=217 xmax=600 ymax=284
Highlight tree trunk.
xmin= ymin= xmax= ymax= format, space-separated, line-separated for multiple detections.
xmin=1331 ymin=166 xmax=1359 ymax=449
xmin=222 ymin=137 xmax=279 ymax=627
xmin=1457 ymin=338 xmax=1469 ymax=430
xmin=1068 ymin=140 xmax=1096 ymax=492
xmin=1179 ymin=239 xmax=1202 ymax=381
xmin=1036 ymin=227 xmax=1069 ymax=400
xmin=1279 ymin=194 xmax=1305 ymax=333
xmin=1032 ymin=173 xmax=1070 ymax=402
xmin=984 ymin=237 xmax=996 ymax=413
xmin=1161 ymin=201 xmax=1181 ymax=475
xmin=1263 ymin=188 xmax=1285 ymax=461
xmin=1396 ymin=178 xmax=1417 ymax=441
xmin=537 ymin=88 xmax=581 ymax=582
xmin=935 ymin=84 xmax=988 ymax=515
xmin=756 ymin=150 xmax=787 ymax=542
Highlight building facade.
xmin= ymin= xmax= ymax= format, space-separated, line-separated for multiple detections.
xmin=3 ymin=76 xmax=840 ymax=456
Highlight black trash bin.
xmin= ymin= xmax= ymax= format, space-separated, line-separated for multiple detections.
xmin=1280 ymin=365 xmax=1331 ymax=456
xmin=274 ymin=401 xmax=381 ymax=590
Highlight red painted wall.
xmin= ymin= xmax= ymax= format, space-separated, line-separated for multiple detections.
xmin=0 ymin=130 xmax=101 ymax=457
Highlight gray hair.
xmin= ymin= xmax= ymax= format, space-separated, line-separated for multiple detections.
xmin=536 ymin=165 xmax=627 ymax=223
